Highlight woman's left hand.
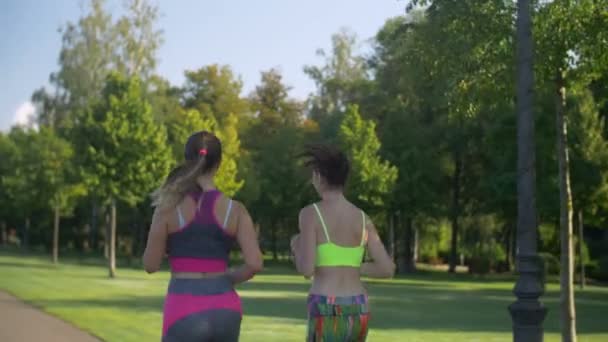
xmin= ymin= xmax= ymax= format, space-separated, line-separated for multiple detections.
xmin=290 ymin=234 xmax=300 ymax=254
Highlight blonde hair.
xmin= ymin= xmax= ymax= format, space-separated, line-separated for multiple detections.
xmin=151 ymin=159 xmax=205 ymax=208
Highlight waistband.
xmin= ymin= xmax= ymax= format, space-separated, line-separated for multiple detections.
xmin=307 ymin=294 xmax=369 ymax=317
xmin=168 ymin=274 xmax=234 ymax=296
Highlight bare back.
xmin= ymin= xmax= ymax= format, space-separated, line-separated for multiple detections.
xmin=305 ymin=199 xmax=368 ymax=296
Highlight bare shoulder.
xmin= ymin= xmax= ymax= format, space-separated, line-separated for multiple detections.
xmin=299 ymin=204 xmax=317 ymax=219
xmin=229 ymin=200 xmax=249 ymax=219
xmin=298 ymin=204 xmax=317 ymax=229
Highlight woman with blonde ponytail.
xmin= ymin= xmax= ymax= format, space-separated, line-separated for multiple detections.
xmin=144 ymin=131 xmax=263 ymax=342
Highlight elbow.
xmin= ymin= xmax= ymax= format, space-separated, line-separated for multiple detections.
xmin=384 ymin=262 xmax=396 ymax=278
xmin=376 ymin=262 xmax=396 ymax=279
xmin=144 ymin=264 xmax=159 ymax=274
xmin=298 ymin=264 xmax=314 ymax=278
xmin=302 ymin=269 xmax=314 ymax=278
xmin=247 ymin=256 xmax=264 ymax=274
xmin=143 ymin=256 xmax=160 ymax=274
xmin=145 ymin=268 xmax=158 ymax=274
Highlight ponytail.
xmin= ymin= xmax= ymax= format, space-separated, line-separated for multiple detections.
xmin=151 ymin=157 xmax=206 ymax=208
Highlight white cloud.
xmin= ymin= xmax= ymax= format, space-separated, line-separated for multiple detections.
xmin=12 ymin=101 xmax=36 ymax=127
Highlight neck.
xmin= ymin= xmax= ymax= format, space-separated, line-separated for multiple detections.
xmin=196 ymin=176 xmax=216 ymax=192
xmin=320 ymin=189 xmax=344 ymax=202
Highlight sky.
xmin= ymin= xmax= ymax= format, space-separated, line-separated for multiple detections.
xmin=0 ymin=0 xmax=406 ymax=131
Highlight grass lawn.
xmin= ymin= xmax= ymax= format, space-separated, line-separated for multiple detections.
xmin=0 ymin=252 xmax=607 ymax=342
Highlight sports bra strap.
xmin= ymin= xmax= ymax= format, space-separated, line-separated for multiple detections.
xmin=360 ymin=211 xmax=366 ymax=246
xmin=177 ymin=206 xmax=186 ymax=227
xmin=312 ymin=203 xmax=331 ymax=243
xmin=223 ymin=199 xmax=234 ymax=227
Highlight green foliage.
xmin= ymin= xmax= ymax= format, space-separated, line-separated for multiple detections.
xmin=164 ymin=108 xmax=213 ymax=161
xmin=0 ymin=132 xmax=20 ymax=223
xmin=215 ymin=114 xmax=244 ymax=197
xmin=182 ymin=64 xmax=250 ymax=123
xmin=250 ymin=69 xmax=303 ymax=130
xmin=161 ymin=101 xmax=245 ymax=197
xmin=34 ymin=0 xmax=163 ymax=131
xmin=418 ymin=219 xmax=451 ymax=262
xmin=72 ymin=72 xmax=172 ymax=206
xmin=588 ymin=255 xmax=608 ymax=281
xmin=539 ymin=252 xmax=561 ymax=276
xmin=304 ymin=29 xmax=369 ymax=124
xmin=338 ymin=105 xmax=397 ymax=211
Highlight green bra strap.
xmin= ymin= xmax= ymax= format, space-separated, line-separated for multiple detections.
xmin=313 ymin=203 xmax=331 ymax=243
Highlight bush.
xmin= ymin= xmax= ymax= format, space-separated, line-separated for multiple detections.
xmin=588 ymin=255 xmax=608 ymax=282
xmin=539 ymin=252 xmax=560 ymax=275
xmin=426 ymin=256 xmax=444 ymax=266
xmin=469 ymin=255 xmax=492 ymax=275
xmin=467 ymin=243 xmax=506 ymax=275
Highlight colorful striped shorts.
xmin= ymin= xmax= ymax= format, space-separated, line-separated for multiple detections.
xmin=307 ymin=294 xmax=370 ymax=342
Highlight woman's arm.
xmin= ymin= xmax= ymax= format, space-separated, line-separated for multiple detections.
xmin=227 ymin=202 xmax=263 ymax=284
xmin=360 ymin=217 xmax=395 ymax=278
xmin=291 ymin=206 xmax=316 ymax=278
xmin=143 ymin=206 xmax=169 ymax=273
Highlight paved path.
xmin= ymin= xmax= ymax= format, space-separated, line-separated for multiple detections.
xmin=0 ymin=291 xmax=101 ymax=342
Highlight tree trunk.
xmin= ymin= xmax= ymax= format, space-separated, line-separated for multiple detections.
xmin=23 ymin=217 xmax=30 ymax=251
xmin=1 ymin=221 xmax=6 ymax=245
xmin=403 ymin=216 xmax=416 ymax=273
xmin=91 ymin=202 xmax=98 ymax=253
xmin=578 ymin=210 xmax=585 ymax=290
xmin=395 ymin=212 xmax=406 ymax=273
xmin=449 ymin=155 xmax=462 ymax=273
xmin=389 ymin=213 xmax=396 ymax=261
xmin=104 ymin=209 xmax=109 ymax=259
xmin=509 ymin=1 xmax=548 ymax=340
xmin=413 ymin=225 xmax=419 ymax=263
xmin=504 ymin=224 xmax=513 ymax=271
xmin=52 ymin=207 xmax=60 ymax=264
xmin=271 ymin=224 xmax=278 ymax=261
xmin=108 ymin=199 xmax=117 ymax=278
xmin=556 ymin=71 xmax=577 ymax=342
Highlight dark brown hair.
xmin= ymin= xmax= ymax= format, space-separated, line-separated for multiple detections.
xmin=301 ymin=144 xmax=350 ymax=188
xmin=152 ymin=131 xmax=222 ymax=207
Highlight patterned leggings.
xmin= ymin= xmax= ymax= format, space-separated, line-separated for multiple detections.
xmin=307 ymin=294 xmax=370 ymax=342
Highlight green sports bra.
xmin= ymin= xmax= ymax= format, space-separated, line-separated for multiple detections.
xmin=313 ymin=203 xmax=366 ymax=267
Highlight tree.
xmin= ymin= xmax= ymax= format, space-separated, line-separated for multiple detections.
xmin=535 ymin=1 xmax=608 ymax=339
xmin=338 ymin=105 xmax=397 ymax=213
xmin=72 ymin=72 xmax=172 ymax=277
xmin=568 ymin=87 xmax=608 ymax=289
xmin=3 ymin=128 xmax=45 ymax=250
xmin=214 ymin=113 xmax=245 ymax=197
xmin=182 ymin=65 xmax=251 ymax=124
xmin=304 ymin=28 xmax=369 ymax=131
xmin=26 ymin=129 xmax=83 ymax=263
xmin=115 ymin=0 xmax=163 ymax=81
xmin=0 ymin=133 xmax=18 ymax=244
xmin=33 ymin=0 xmax=163 ymax=131
xmin=243 ymin=69 xmax=306 ymax=259
xmin=249 ymin=69 xmax=303 ymax=131
xmin=372 ymin=13 xmax=447 ymax=272
xmin=405 ymin=0 xmax=516 ymax=273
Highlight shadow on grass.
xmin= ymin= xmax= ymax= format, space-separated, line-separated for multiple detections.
xmin=32 ymin=283 xmax=608 ymax=334
xmin=0 ymin=260 xmax=60 ymax=270
xmin=3 ymin=252 xmax=608 ymax=335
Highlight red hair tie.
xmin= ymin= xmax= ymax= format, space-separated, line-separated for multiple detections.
xmin=198 ymin=148 xmax=208 ymax=156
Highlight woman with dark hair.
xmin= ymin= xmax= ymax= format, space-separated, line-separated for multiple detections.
xmin=291 ymin=144 xmax=395 ymax=342
xmin=143 ymin=131 xmax=263 ymax=342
